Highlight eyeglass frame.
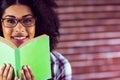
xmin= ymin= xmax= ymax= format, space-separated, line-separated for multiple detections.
xmin=1 ymin=15 xmax=36 ymax=28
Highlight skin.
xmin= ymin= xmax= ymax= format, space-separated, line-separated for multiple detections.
xmin=0 ymin=4 xmax=35 ymax=80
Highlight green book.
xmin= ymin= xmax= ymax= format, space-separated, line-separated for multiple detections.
xmin=0 ymin=34 xmax=51 ymax=80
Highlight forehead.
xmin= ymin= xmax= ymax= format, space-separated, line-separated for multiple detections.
xmin=2 ymin=4 xmax=33 ymax=18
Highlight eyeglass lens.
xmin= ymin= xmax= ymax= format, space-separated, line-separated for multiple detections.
xmin=2 ymin=17 xmax=35 ymax=28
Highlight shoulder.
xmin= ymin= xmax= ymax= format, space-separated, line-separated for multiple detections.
xmin=50 ymin=51 xmax=69 ymax=64
xmin=50 ymin=51 xmax=72 ymax=80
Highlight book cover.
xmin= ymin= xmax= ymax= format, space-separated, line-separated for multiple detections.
xmin=0 ymin=34 xmax=51 ymax=80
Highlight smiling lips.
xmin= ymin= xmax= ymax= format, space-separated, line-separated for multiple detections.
xmin=11 ymin=36 xmax=28 ymax=45
xmin=13 ymin=36 xmax=27 ymax=40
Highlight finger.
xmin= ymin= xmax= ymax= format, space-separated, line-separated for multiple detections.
xmin=20 ymin=70 xmax=26 ymax=80
xmin=3 ymin=64 xmax=10 ymax=80
xmin=27 ymin=66 xmax=34 ymax=80
xmin=0 ymin=64 xmax=6 ymax=80
xmin=7 ymin=67 xmax=13 ymax=80
xmin=14 ymin=76 xmax=19 ymax=80
xmin=23 ymin=66 xmax=31 ymax=80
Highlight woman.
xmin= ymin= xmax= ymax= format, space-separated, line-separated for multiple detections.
xmin=0 ymin=0 xmax=72 ymax=80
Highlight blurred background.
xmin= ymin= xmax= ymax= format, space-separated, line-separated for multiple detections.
xmin=55 ymin=0 xmax=120 ymax=80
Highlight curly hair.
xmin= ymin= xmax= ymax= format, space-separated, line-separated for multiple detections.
xmin=0 ymin=0 xmax=60 ymax=51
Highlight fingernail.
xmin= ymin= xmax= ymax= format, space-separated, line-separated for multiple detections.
xmin=7 ymin=64 xmax=11 ymax=67
xmin=1 ymin=64 xmax=5 ymax=69
xmin=15 ymin=76 xmax=18 ymax=79
xmin=8 ymin=63 xmax=11 ymax=66
xmin=20 ymin=70 xmax=23 ymax=73
xmin=3 ymin=64 xmax=6 ymax=67
xmin=23 ymin=66 xmax=27 ymax=69
xmin=27 ymin=65 xmax=31 ymax=69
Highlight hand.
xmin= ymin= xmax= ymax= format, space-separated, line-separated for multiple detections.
xmin=0 ymin=64 xmax=15 ymax=80
xmin=20 ymin=66 xmax=34 ymax=80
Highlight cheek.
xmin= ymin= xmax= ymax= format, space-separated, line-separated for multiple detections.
xmin=2 ymin=27 xmax=12 ymax=38
xmin=27 ymin=26 xmax=35 ymax=38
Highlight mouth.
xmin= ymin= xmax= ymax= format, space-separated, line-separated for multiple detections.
xmin=11 ymin=36 xmax=29 ymax=46
xmin=12 ymin=36 xmax=28 ymax=40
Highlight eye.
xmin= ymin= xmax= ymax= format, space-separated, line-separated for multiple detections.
xmin=5 ymin=18 xmax=16 ymax=24
xmin=22 ymin=18 xmax=34 ymax=24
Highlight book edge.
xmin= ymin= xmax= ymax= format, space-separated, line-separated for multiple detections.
xmin=19 ymin=34 xmax=48 ymax=48
xmin=0 ymin=36 xmax=17 ymax=49
xmin=0 ymin=34 xmax=48 ymax=49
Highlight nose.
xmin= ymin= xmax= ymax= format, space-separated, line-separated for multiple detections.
xmin=13 ymin=22 xmax=27 ymax=34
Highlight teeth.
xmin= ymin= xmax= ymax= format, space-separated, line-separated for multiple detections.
xmin=13 ymin=37 xmax=26 ymax=40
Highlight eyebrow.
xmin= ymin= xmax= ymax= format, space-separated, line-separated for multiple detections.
xmin=3 ymin=14 xmax=33 ymax=18
xmin=22 ymin=14 xmax=33 ymax=18
xmin=4 ymin=15 xmax=15 ymax=18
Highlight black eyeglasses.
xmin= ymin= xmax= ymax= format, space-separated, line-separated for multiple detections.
xmin=1 ymin=17 xmax=35 ymax=28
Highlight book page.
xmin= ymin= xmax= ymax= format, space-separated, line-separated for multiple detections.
xmin=19 ymin=35 xmax=51 ymax=79
xmin=0 ymin=42 xmax=16 ymax=75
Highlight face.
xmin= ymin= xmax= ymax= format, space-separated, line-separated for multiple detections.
xmin=2 ymin=4 xmax=35 ymax=47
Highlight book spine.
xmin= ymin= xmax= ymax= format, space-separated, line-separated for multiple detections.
xmin=15 ymin=49 xmax=21 ymax=78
